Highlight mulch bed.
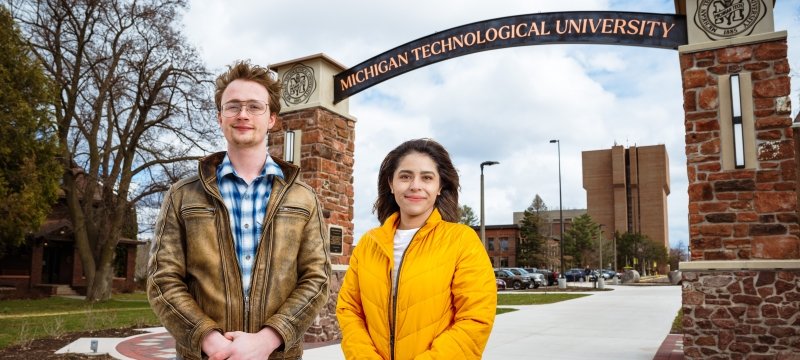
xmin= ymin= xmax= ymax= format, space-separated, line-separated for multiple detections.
xmin=0 ymin=327 xmax=142 ymax=360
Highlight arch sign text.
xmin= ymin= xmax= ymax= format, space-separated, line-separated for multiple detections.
xmin=334 ymin=11 xmax=687 ymax=103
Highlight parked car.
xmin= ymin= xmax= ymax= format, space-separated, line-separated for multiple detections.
xmin=496 ymin=278 xmax=507 ymax=291
xmin=524 ymin=268 xmax=557 ymax=286
xmin=504 ymin=267 xmax=543 ymax=289
xmin=563 ymin=268 xmax=584 ymax=282
xmin=564 ymin=268 xmax=598 ymax=282
xmin=494 ymin=269 xmax=532 ymax=290
xmin=601 ymin=269 xmax=617 ymax=280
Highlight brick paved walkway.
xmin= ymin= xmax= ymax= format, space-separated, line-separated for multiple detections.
xmin=112 ymin=331 xmax=684 ymax=359
xmin=115 ymin=332 xmax=176 ymax=360
xmin=653 ymin=334 xmax=684 ymax=360
xmin=113 ymin=331 xmax=340 ymax=360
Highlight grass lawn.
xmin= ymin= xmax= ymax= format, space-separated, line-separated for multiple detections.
xmin=671 ymin=307 xmax=683 ymax=334
xmin=0 ymin=291 xmax=591 ymax=349
xmin=0 ymin=292 xmax=159 ymax=349
xmin=497 ymin=293 xmax=589 ymax=306
xmin=496 ymin=308 xmax=518 ymax=315
xmin=495 ymin=292 xmax=589 ymax=315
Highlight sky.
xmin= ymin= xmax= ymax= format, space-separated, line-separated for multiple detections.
xmin=180 ymin=0 xmax=800 ymax=248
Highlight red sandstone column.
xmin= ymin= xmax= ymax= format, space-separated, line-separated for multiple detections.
xmin=677 ymin=1 xmax=799 ymax=358
xmin=270 ymin=54 xmax=355 ymax=343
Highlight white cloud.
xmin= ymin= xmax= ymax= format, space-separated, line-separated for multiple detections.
xmin=182 ymin=0 xmax=800 ymax=249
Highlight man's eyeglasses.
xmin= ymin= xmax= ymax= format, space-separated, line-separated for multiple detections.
xmin=221 ymin=100 xmax=269 ymax=117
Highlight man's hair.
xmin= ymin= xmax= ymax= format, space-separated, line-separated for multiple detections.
xmin=373 ymin=138 xmax=461 ymax=224
xmin=214 ymin=60 xmax=282 ymax=115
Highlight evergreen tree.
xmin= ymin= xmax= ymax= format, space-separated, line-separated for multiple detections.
xmin=614 ymin=231 xmax=665 ymax=273
xmin=0 ymin=6 xmax=60 ymax=256
xmin=458 ymin=204 xmax=478 ymax=226
xmin=517 ymin=195 xmax=547 ymax=267
xmin=642 ymin=237 xmax=668 ymax=274
xmin=562 ymin=213 xmax=600 ymax=268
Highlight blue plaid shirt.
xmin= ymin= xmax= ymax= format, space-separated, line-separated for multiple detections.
xmin=216 ymin=153 xmax=284 ymax=297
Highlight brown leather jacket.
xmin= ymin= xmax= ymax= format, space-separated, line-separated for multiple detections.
xmin=147 ymin=152 xmax=330 ymax=360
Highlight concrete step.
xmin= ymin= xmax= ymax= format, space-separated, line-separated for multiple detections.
xmin=54 ymin=284 xmax=79 ymax=296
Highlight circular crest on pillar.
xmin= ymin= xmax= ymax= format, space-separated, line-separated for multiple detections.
xmin=694 ymin=0 xmax=767 ymax=41
xmin=281 ymin=63 xmax=316 ymax=105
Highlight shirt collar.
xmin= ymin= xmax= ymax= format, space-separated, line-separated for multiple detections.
xmin=217 ymin=152 xmax=285 ymax=181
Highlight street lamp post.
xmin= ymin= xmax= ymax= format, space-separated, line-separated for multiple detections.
xmin=613 ymin=230 xmax=618 ymax=270
xmin=613 ymin=231 xmax=619 ymax=284
xmin=598 ymin=224 xmax=605 ymax=270
xmin=549 ymin=139 xmax=566 ymax=289
xmin=480 ymin=161 xmax=499 ymax=249
xmin=597 ymin=224 xmax=606 ymax=289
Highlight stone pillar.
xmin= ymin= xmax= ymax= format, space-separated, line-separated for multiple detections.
xmin=677 ymin=0 xmax=800 ymax=358
xmin=270 ymin=54 xmax=355 ymax=343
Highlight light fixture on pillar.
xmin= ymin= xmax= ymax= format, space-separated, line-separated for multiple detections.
xmin=730 ymin=73 xmax=745 ymax=169
xmin=284 ymin=130 xmax=302 ymax=166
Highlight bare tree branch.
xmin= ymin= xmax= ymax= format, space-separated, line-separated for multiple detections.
xmin=10 ymin=0 xmax=215 ymax=301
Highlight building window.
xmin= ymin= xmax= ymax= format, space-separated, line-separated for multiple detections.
xmin=487 ymin=238 xmax=494 ymax=251
xmin=500 ymin=237 xmax=509 ymax=251
xmin=114 ymin=246 xmax=128 ymax=278
xmin=500 ymin=257 xmax=509 ymax=267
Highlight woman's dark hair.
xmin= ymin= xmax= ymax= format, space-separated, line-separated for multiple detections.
xmin=373 ymin=138 xmax=460 ymax=224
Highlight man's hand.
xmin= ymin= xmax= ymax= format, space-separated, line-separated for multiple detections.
xmin=208 ymin=326 xmax=283 ymax=360
xmin=202 ymin=331 xmax=233 ymax=359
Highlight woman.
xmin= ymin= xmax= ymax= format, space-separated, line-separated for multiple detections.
xmin=336 ymin=138 xmax=497 ymax=359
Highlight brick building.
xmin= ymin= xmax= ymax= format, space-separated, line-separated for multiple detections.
xmin=476 ymin=209 xmax=582 ymax=270
xmin=582 ymin=144 xmax=671 ymax=271
xmin=477 ymin=224 xmax=519 ymax=268
xmin=0 ymin=197 xmax=140 ymax=299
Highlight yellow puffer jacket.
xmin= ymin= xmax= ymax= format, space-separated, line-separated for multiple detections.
xmin=336 ymin=209 xmax=496 ymax=359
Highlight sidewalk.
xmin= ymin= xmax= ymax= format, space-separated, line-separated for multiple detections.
xmin=302 ymin=283 xmax=681 ymax=359
xmin=60 ymin=283 xmax=682 ymax=359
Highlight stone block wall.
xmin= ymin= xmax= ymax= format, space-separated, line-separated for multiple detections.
xmin=271 ymin=107 xmax=356 ymax=265
xmin=681 ymin=38 xmax=799 ymax=261
xmin=680 ymin=35 xmax=800 ymax=359
xmin=682 ymin=270 xmax=800 ymax=359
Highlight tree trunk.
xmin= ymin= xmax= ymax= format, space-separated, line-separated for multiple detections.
xmin=86 ymin=261 xmax=114 ymax=301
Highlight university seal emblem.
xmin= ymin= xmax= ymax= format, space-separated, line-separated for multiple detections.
xmin=694 ymin=0 xmax=766 ymax=40
xmin=281 ymin=63 xmax=316 ymax=105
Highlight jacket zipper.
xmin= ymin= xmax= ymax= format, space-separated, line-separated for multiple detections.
xmin=389 ymin=228 xmax=420 ymax=360
xmin=179 ymin=206 xmax=216 ymax=217
xmin=277 ymin=205 xmax=311 ymax=218
xmin=202 ymin=161 xmax=296 ymax=334
xmin=205 ymin=183 xmax=246 ymax=331
xmin=244 ymin=295 xmax=250 ymax=331
xmin=243 ymin=176 xmax=290 ymax=333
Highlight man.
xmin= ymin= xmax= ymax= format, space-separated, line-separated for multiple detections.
xmin=148 ymin=60 xmax=330 ymax=360
xmin=584 ymin=265 xmax=591 ymax=283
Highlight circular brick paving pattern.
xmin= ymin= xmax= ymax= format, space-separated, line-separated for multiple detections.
xmin=115 ymin=332 xmax=176 ymax=360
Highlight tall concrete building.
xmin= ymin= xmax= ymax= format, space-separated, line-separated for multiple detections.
xmin=582 ymin=145 xmax=670 ymax=249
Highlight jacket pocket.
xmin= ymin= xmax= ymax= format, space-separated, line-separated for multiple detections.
xmin=276 ymin=206 xmax=311 ymax=220
xmin=180 ymin=205 xmax=215 ymax=218
xmin=181 ymin=204 xmax=220 ymax=277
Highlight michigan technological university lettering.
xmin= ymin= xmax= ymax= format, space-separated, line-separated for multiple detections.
xmin=334 ymin=11 xmax=687 ymax=102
